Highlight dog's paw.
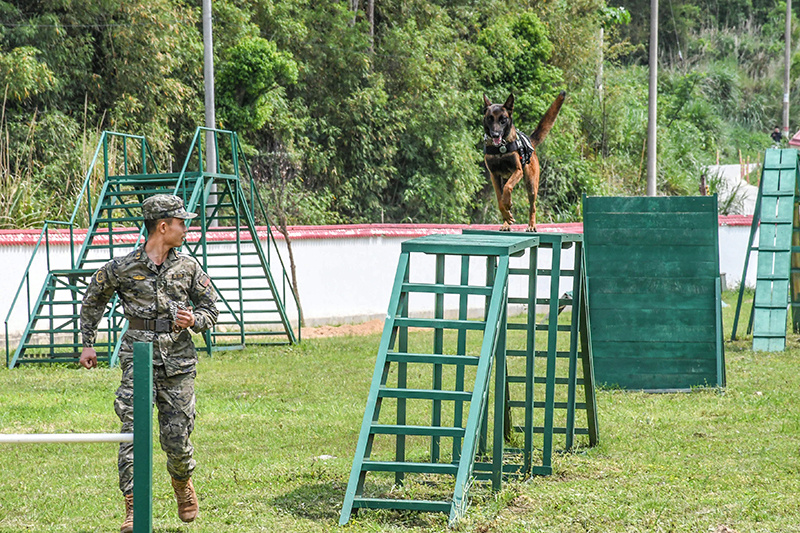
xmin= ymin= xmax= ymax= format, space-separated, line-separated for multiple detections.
xmin=526 ymin=225 xmax=537 ymax=233
xmin=500 ymin=223 xmax=511 ymax=232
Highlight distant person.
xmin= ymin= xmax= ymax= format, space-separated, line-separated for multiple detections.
xmin=772 ymin=126 xmax=782 ymax=145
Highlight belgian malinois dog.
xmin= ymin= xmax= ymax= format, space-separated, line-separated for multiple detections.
xmin=482 ymin=91 xmax=565 ymax=231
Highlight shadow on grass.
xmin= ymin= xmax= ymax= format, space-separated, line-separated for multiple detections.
xmin=272 ymin=482 xmax=444 ymax=529
xmin=272 ymin=480 xmax=344 ymax=521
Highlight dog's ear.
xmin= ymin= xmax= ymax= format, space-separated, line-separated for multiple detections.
xmin=503 ymin=93 xmax=514 ymax=113
xmin=483 ymin=94 xmax=492 ymax=110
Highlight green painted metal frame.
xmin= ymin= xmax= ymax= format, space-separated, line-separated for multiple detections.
xmin=6 ymin=128 xmax=300 ymax=368
xmin=6 ymin=132 xmax=156 ymax=367
xmin=731 ymin=149 xmax=800 ymax=351
xmin=463 ymin=230 xmax=598 ymax=484
xmin=340 ymin=234 xmax=537 ymax=526
xmin=340 ymin=232 xmax=597 ymax=526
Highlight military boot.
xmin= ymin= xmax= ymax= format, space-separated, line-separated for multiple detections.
xmin=171 ymin=476 xmax=198 ymax=522
xmin=120 ymin=492 xmax=133 ymax=533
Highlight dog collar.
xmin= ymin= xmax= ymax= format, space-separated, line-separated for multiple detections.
xmin=484 ymin=139 xmax=521 ymax=155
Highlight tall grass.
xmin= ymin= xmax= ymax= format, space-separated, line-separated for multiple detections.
xmin=0 ymin=293 xmax=799 ymax=532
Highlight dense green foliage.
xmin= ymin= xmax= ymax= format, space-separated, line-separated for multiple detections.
xmin=0 ymin=0 xmax=796 ymax=227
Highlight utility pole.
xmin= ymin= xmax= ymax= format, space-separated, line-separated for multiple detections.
xmin=203 ymin=0 xmax=217 ymax=225
xmin=646 ymin=0 xmax=658 ymax=196
xmin=784 ymin=0 xmax=792 ymax=140
xmin=203 ymin=0 xmax=217 ymax=174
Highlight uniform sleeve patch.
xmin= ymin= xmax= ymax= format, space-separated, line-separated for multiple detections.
xmin=201 ymin=275 xmax=211 ymax=288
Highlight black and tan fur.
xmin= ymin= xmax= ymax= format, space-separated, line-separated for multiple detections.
xmin=482 ymin=91 xmax=565 ymax=231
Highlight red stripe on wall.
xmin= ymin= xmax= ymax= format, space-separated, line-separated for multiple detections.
xmin=0 ymin=216 xmax=753 ymax=246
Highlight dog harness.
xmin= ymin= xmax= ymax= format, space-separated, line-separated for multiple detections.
xmin=484 ymin=131 xmax=535 ymax=166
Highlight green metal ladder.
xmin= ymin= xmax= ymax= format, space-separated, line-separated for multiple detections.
xmin=465 ymin=230 xmax=598 ymax=483
xmin=5 ymin=128 xmax=299 ymax=368
xmin=731 ymin=148 xmax=800 ymax=351
xmin=340 ymin=231 xmax=597 ymax=526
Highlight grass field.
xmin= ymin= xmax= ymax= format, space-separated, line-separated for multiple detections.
xmin=1 ymin=291 xmax=800 ymax=532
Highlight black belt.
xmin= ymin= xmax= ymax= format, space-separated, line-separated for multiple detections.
xmin=127 ymin=317 xmax=172 ymax=333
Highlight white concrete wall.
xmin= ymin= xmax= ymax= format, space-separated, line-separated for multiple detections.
xmin=0 ymin=220 xmax=756 ymax=347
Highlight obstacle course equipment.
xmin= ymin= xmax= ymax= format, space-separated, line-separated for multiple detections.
xmin=0 ymin=341 xmax=154 ymax=532
xmin=583 ymin=195 xmax=725 ymax=390
xmin=463 ymin=230 xmax=598 ymax=479
xmin=340 ymin=231 xmax=597 ymax=526
xmin=5 ymin=128 xmax=299 ymax=368
xmin=731 ymin=149 xmax=800 ymax=351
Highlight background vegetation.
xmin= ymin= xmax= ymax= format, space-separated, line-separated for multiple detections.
xmin=0 ymin=0 xmax=796 ymax=228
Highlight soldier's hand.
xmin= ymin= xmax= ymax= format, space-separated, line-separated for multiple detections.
xmin=175 ymin=308 xmax=196 ymax=329
xmin=79 ymin=347 xmax=97 ymax=369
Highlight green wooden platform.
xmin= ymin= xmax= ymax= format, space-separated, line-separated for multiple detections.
xmin=340 ymin=231 xmax=597 ymax=526
xmin=583 ymin=195 xmax=725 ymax=391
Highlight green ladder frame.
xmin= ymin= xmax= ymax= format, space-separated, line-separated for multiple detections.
xmin=731 ymin=149 xmax=800 ymax=350
xmin=464 ymin=230 xmax=598 ymax=482
xmin=340 ymin=232 xmax=597 ymax=526
xmin=5 ymin=128 xmax=299 ymax=368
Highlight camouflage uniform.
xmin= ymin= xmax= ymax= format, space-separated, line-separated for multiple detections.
xmin=80 ymin=196 xmax=218 ymax=495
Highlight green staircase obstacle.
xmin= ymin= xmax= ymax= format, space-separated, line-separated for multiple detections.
xmin=340 ymin=231 xmax=597 ymax=526
xmin=5 ymin=128 xmax=299 ymax=368
xmin=732 ymin=149 xmax=800 ymax=351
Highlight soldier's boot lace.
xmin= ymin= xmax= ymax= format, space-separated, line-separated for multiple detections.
xmin=171 ymin=476 xmax=198 ymax=522
xmin=120 ymin=492 xmax=134 ymax=533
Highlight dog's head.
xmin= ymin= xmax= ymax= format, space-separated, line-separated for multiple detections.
xmin=482 ymin=93 xmax=515 ymax=147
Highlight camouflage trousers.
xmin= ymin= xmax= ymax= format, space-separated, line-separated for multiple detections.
xmin=115 ymin=362 xmax=196 ymax=494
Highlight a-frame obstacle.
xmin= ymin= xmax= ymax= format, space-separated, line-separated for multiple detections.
xmin=5 ymin=128 xmax=299 ymax=368
xmin=340 ymin=231 xmax=597 ymax=526
xmin=731 ymin=148 xmax=800 ymax=351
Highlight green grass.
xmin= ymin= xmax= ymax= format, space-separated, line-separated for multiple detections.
xmin=1 ymin=291 xmax=800 ymax=532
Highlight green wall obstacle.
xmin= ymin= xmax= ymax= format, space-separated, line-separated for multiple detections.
xmin=583 ymin=195 xmax=725 ymax=391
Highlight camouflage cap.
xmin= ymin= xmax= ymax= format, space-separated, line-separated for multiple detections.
xmin=141 ymin=194 xmax=198 ymax=221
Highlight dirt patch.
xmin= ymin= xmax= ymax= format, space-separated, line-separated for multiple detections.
xmin=303 ymin=319 xmax=385 ymax=339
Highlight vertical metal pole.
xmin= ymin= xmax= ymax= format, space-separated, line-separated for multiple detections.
xmin=492 ymin=286 xmax=507 ymax=491
xmin=542 ymin=240 xmax=561 ymax=473
xmin=646 ymin=0 xmax=658 ymax=196
xmin=431 ymin=254 xmax=445 ymax=463
xmin=478 ymin=256 xmax=496 ymax=454
xmin=394 ymin=258 xmax=409 ymax=486
xmin=784 ymin=0 xmax=792 ymax=139
xmin=524 ymin=246 xmax=537 ymax=473
xmin=565 ymin=243 xmax=582 ymax=451
xmin=203 ymin=0 xmax=218 ymax=225
xmin=132 ymin=342 xmax=153 ymax=533
xmin=203 ymin=0 xmax=217 ymax=173
xmin=453 ymin=255 xmax=470 ymax=462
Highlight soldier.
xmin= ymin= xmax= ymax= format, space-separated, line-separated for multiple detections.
xmin=79 ymin=194 xmax=219 ymax=533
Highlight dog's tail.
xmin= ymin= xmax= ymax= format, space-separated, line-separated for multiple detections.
xmin=529 ymin=91 xmax=566 ymax=147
